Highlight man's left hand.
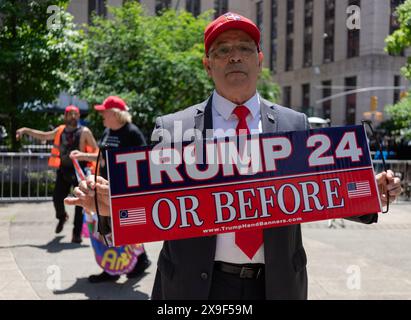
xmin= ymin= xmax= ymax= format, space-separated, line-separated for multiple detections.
xmin=376 ymin=170 xmax=402 ymax=207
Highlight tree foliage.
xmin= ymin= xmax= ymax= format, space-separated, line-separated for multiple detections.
xmin=384 ymin=0 xmax=411 ymax=141
xmin=0 ymin=0 xmax=81 ymax=150
xmin=69 ymin=2 xmax=280 ymax=138
xmin=385 ymin=96 xmax=411 ymax=140
xmin=385 ymin=0 xmax=411 ymax=80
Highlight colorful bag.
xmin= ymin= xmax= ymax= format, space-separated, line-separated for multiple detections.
xmin=86 ymin=213 xmax=145 ymax=276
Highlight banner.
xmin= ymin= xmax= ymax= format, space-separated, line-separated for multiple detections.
xmin=86 ymin=213 xmax=145 ymax=275
xmin=106 ymin=125 xmax=381 ymax=246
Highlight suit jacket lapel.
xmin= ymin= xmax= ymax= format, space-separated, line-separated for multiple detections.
xmin=260 ymin=98 xmax=278 ymax=134
xmin=194 ymin=94 xmax=213 ymax=137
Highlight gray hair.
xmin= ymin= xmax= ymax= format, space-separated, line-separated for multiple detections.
xmin=111 ymin=108 xmax=132 ymax=124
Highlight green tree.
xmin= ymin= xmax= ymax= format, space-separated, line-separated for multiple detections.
xmin=258 ymin=69 xmax=281 ymax=103
xmin=384 ymin=0 xmax=411 ymax=140
xmin=385 ymin=0 xmax=411 ymax=80
xmin=385 ymin=96 xmax=411 ymax=140
xmin=69 ymin=2 xmax=280 ymax=139
xmin=0 ymin=0 xmax=81 ymax=150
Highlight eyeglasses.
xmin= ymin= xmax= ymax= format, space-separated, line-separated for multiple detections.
xmin=208 ymin=43 xmax=258 ymax=59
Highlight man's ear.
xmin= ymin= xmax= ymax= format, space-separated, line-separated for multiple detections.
xmin=203 ymin=56 xmax=212 ymax=77
xmin=258 ymin=52 xmax=264 ymax=69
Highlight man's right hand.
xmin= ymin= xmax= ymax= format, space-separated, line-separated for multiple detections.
xmin=64 ymin=175 xmax=111 ymax=217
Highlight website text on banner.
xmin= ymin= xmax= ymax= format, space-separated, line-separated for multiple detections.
xmin=106 ymin=125 xmax=381 ymax=246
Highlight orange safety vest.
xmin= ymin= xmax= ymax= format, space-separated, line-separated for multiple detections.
xmin=48 ymin=125 xmax=65 ymax=168
xmin=85 ymin=144 xmax=98 ymax=174
xmin=48 ymin=125 xmax=97 ymax=173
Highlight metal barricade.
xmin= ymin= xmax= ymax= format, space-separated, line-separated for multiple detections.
xmin=1 ymin=152 xmax=410 ymax=202
xmin=0 ymin=152 xmax=56 ymax=202
xmin=373 ymin=160 xmax=411 ymax=200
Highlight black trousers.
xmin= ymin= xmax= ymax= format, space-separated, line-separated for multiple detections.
xmin=208 ymin=266 xmax=266 ymax=300
xmin=52 ymin=169 xmax=83 ymax=237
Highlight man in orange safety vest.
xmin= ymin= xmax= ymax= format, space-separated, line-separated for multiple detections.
xmin=16 ymin=106 xmax=98 ymax=243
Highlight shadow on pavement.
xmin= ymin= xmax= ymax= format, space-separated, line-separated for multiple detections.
xmin=0 ymin=236 xmax=89 ymax=253
xmin=53 ymin=275 xmax=151 ymax=300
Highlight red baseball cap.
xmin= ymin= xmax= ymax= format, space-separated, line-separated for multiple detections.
xmin=94 ymin=96 xmax=128 ymax=111
xmin=204 ymin=12 xmax=261 ymax=55
xmin=65 ymin=105 xmax=80 ymax=114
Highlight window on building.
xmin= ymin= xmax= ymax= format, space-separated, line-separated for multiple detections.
xmin=322 ymin=80 xmax=332 ymax=120
xmin=390 ymin=0 xmax=404 ymax=34
xmin=283 ymin=86 xmax=292 ymax=108
xmin=270 ymin=0 xmax=278 ymax=73
xmin=347 ymin=0 xmax=360 ymax=58
xmin=394 ymin=75 xmax=401 ymax=103
xmin=323 ymin=0 xmax=335 ymax=63
xmin=285 ymin=0 xmax=294 ymax=71
xmin=186 ymin=0 xmax=201 ymax=17
xmin=390 ymin=0 xmax=405 ymax=56
xmin=303 ymin=36 xmax=312 ymax=67
xmin=256 ymin=1 xmax=264 ymax=48
xmin=155 ymin=0 xmax=171 ymax=15
xmin=345 ymin=76 xmax=357 ymax=125
xmin=214 ymin=0 xmax=229 ymax=18
xmin=286 ymin=0 xmax=294 ymax=34
xmin=286 ymin=37 xmax=293 ymax=71
xmin=302 ymin=84 xmax=311 ymax=114
xmin=88 ymin=0 xmax=107 ymax=24
xmin=303 ymin=0 xmax=313 ymax=68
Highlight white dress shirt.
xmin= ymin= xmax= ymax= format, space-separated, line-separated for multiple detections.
xmin=212 ymin=90 xmax=265 ymax=264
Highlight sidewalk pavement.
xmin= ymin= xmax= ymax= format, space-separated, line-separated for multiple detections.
xmin=0 ymin=201 xmax=410 ymax=300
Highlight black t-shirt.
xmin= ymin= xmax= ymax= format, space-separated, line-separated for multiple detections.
xmin=59 ymin=126 xmax=86 ymax=173
xmin=98 ymin=122 xmax=146 ymax=179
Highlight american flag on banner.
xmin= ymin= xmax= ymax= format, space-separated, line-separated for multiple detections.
xmin=347 ymin=181 xmax=371 ymax=198
xmin=119 ymin=208 xmax=147 ymax=226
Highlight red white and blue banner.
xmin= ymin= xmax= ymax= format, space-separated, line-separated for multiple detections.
xmin=106 ymin=125 xmax=381 ymax=246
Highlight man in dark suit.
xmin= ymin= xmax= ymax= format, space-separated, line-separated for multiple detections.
xmin=66 ymin=13 xmax=402 ymax=300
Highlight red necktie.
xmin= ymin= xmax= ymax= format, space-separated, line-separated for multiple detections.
xmin=232 ymin=105 xmax=263 ymax=259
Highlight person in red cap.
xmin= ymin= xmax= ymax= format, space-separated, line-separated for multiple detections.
xmin=16 ymin=105 xmax=98 ymax=243
xmin=71 ymin=96 xmax=146 ymax=178
xmin=69 ymin=96 xmax=150 ymax=283
xmin=66 ymin=13 xmax=402 ymax=300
